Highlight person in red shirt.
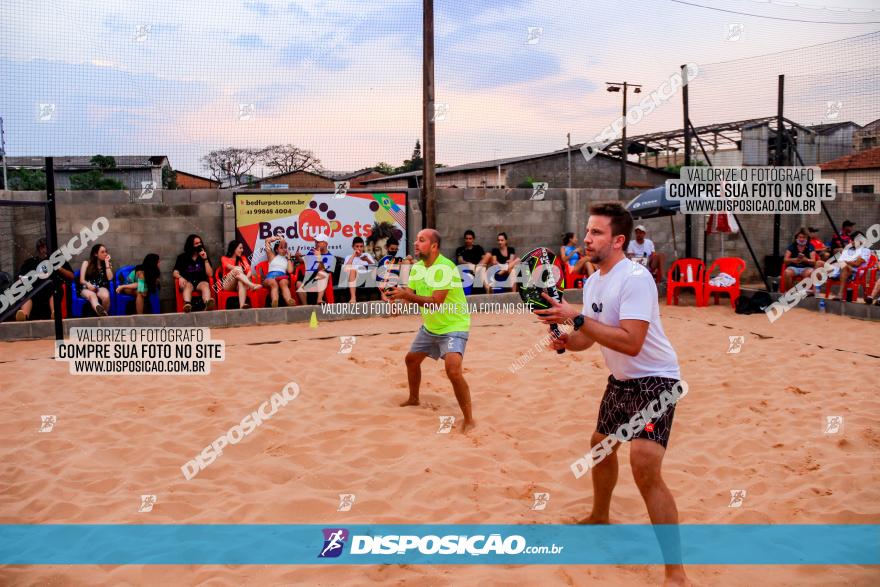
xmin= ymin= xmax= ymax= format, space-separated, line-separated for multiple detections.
xmin=807 ymin=227 xmax=829 ymax=261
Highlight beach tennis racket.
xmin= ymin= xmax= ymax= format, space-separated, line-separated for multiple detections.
xmin=519 ymin=247 xmax=566 ymax=354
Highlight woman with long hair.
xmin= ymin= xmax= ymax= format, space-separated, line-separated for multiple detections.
xmin=219 ymin=240 xmax=261 ymax=309
xmin=79 ymin=243 xmax=113 ymax=316
xmin=116 ymin=253 xmax=161 ymax=314
xmin=172 ymin=234 xmax=214 ymax=312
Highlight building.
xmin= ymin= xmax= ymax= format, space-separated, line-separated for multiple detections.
xmin=333 ymin=168 xmax=388 ymax=187
xmin=249 ymin=169 xmax=334 ymax=189
xmin=360 ymin=146 xmax=673 ymax=190
xmin=633 ymin=117 xmax=861 ymax=169
xmin=818 ymin=146 xmax=880 ymax=193
xmin=6 ymin=155 xmax=169 ymax=190
xmin=854 ymin=118 xmax=880 ymax=152
xmin=175 ymin=170 xmax=220 ymax=189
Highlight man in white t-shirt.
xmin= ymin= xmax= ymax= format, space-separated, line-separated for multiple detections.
xmin=536 ymin=202 xmax=688 ymax=586
xmin=343 ymin=236 xmax=377 ymax=303
xmin=626 ymin=225 xmax=664 ymax=284
xmin=828 ymin=231 xmax=872 ymax=301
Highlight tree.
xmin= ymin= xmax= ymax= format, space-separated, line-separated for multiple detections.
xmin=162 ymin=166 xmax=178 ymax=189
xmin=257 ymin=144 xmax=324 ymax=175
xmin=90 ymin=155 xmax=117 ymax=170
xmin=202 ymin=148 xmax=259 ymax=186
xmin=375 ymin=162 xmax=396 ymax=175
xmin=69 ymin=170 xmax=124 ymax=190
xmin=397 ymin=140 xmax=424 ymax=173
xmin=7 ymin=168 xmax=46 ymax=190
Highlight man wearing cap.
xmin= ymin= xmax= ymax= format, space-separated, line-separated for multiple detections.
xmin=831 ymin=220 xmax=855 ymax=254
xmin=295 ymin=231 xmax=336 ymax=304
xmin=15 ymin=237 xmax=75 ymax=321
xmin=626 ymin=225 xmax=664 ymax=284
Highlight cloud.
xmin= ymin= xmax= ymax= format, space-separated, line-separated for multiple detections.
xmin=234 ymin=34 xmax=270 ymax=49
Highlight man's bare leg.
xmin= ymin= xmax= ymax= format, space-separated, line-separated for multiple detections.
xmin=443 ymin=352 xmax=475 ymax=432
xmin=578 ymin=430 xmax=619 ymax=524
xmin=401 ymin=352 xmax=427 ymax=406
xmin=630 ymin=439 xmax=689 ymax=586
xmin=836 ymin=265 xmax=853 ymax=299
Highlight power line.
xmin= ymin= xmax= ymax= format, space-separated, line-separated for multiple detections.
xmin=742 ymin=0 xmax=880 ymax=14
xmin=665 ymin=0 xmax=880 ymax=23
xmin=698 ymin=30 xmax=879 ymax=65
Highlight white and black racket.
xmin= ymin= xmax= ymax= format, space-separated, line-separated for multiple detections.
xmin=519 ymin=247 xmax=566 ymax=354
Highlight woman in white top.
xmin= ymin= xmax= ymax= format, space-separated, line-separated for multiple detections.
xmin=343 ymin=236 xmax=376 ymax=303
xmin=264 ymin=236 xmax=296 ymax=307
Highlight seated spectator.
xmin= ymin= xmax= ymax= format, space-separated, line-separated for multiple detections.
xmin=455 ymin=229 xmax=491 ymax=292
xmin=783 ymin=228 xmax=818 ymax=294
xmin=829 ymin=231 xmax=872 ymax=301
xmin=831 ymin=220 xmax=855 ymax=253
xmin=808 ymin=227 xmax=829 ymax=261
xmin=295 ymin=231 xmax=335 ymax=304
xmin=560 ymin=232 xmax=595 ymax=285
xmin=488 ymin=232 xmax=519 ymax=293
xmin=376 ymin=237 xmax=408 ymax=289
xmin=115 ymin=253 xmax=161 ymax=314
xmin=626 ymin=224 xmax=664 ymax=283
xmin=15 ymin=237 xmax=74 ymax=321
xmin=342 ymin=236 xmax=377 ymax=303
xmin=560 ymin=232 xmax=582 ymax=268
xmin=173 ymin=234 xmax=215 ymax=312
xmin=264 ymin=236 xmax=296 ymax=307
xmin=79 ymin=243 xmax=114 ymax=316
xmin=219 ymin=240 xmax=262 ymax=309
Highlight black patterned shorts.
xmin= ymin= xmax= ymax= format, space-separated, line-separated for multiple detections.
xmin=597 ymin=375 xmax=681 ymax=448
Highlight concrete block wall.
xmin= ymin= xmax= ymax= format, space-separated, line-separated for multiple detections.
xmin=4 ymin=188 xmax=877 ymax=313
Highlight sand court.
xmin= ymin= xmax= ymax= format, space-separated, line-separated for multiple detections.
xmin=1 ymin=304 xmax=878 ymax=585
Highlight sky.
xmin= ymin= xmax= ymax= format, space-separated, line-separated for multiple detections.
xmin=1 ymin=0 xmax=878 ymax=177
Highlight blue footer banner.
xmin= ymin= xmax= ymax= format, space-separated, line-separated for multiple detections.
xmin=0 ymin=525 xmax=877 ymax=565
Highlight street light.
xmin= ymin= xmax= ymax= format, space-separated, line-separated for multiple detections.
xmin=605 ymin=81 xmax=642 ymax=189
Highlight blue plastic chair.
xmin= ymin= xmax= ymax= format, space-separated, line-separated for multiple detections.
xmin=71 ymin=269 xmax=113 ymax=317
xmin=112 ymin=265 xmax=160 ymax=315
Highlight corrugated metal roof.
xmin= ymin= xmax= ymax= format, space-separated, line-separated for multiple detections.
xmin=6 ymin=155 xmax=168 ymax=169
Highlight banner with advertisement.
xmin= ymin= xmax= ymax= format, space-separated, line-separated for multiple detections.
xmin=233 ymin=191 xmax=408 ymax=264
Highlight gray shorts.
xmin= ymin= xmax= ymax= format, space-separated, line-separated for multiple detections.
xmin=409 ymin=326 xmax=469 ymax=360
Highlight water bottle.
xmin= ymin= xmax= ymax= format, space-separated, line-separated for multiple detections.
xmin=818 ymin=299 xmax=826 ymax=314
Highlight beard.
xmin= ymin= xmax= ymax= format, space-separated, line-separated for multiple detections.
xmin=586 ymin=244 xmax=611 ymax=265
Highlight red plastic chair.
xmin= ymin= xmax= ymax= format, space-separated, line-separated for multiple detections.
xmin=214 ymin=269 xmax=243 ymax=310
xmin=174 ymin=276 xmax=214 ymax=312
xmin=702 ymin=257 xmax=746 ymax=308
xmin=823 ymin=255 xmax=876 ymax=300
xmin=666 ymin=258 xmax=705 ymax=306
xmin=60 ymin=282 xmax=68 ymax=319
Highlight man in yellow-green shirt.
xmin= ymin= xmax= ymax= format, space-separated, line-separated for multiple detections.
xmin=385 ymin=229 xmax=474 ymax=433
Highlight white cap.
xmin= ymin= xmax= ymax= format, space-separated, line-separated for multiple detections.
xmin=313 ymin=230 xmax=330 ymax=243
xmin=634 ymin=224 xmax=647 ymax=232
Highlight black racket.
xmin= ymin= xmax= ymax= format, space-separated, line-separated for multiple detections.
xmin=519 ymin=247 xmax=566 ymax=354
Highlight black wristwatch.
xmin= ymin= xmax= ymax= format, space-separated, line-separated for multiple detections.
xmin=573 ymin=315 xmax=585 ymax=331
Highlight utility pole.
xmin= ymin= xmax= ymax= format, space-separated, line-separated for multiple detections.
xmin=681 ymin=64 xmax=693 ymax=259
xmin=567 ymin=132 xmax=572 ymax=189
xmin=773 ymin=74 xmax=785 ymax=260
xmin=422 ymin=0 xmax=436 ymax=229
xmin=0 ymin=117 xmax=7 ymax=190
xmin=605 ymin=81 xmax=642 ymax=190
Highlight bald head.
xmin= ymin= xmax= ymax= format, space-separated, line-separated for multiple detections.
xmin=414 ymin=229 xmax=442 ymax=262
xmin=420 ymin=229 xmax=441 ymax=247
